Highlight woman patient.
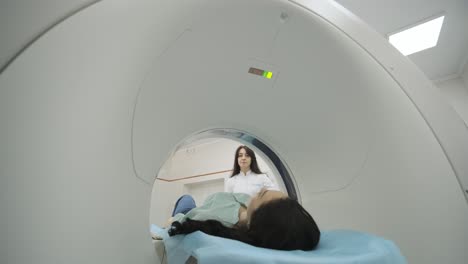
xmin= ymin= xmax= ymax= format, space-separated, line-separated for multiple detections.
xmin=167 ymin=189 xmax=320 ymax=251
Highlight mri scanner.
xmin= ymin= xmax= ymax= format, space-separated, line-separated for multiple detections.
xmin=1 ymin=0 xmax=468 ymax=263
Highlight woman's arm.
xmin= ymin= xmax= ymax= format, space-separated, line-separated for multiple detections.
xmin=260 ymin=174 xmax=279 ymax=190
xmin=168 ymin=219 xmax=253 ymax=245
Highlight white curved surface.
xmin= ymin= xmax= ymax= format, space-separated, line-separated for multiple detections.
xmin=1 ymin=0 xmax=467 ymax=263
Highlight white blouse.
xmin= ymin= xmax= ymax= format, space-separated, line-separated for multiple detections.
xmin=224 ymin=170 xmax=279 ymax=197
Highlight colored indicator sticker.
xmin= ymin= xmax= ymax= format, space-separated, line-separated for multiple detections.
xmin=264 ymin=71 xmax=273 ymax=79
xmin=248 ymin=67 xmax=273 ymax=79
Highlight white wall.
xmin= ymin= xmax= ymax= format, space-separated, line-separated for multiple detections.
xmin=435 ymin=75 xmax=468 ymax=128
xmin=462 ymin=62 xmax=468 ymax=90
xmin=162 ymin=139 xmax=238 ymax=180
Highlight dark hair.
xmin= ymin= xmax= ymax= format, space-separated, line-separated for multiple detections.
xmin=168 ymin=198 xmax=320 ymax=251
xmin=230 ymin=145 xmax=262 ymax=177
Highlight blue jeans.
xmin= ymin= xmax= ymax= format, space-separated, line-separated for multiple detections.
xmin=171 ymin=195 xmax=196 ymax=216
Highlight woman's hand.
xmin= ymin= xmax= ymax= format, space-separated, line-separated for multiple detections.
xmin=168 ymin=221 xmax=183 ymax=236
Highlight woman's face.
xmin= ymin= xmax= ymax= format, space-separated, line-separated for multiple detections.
xmin=237 ymin=148 xmax=252 ymax=171
xmin=246 ymin=188 xmax=287 ymax=223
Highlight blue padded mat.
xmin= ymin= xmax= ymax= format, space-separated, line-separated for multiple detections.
xmin=151 ymin=224 xmax=407 ymax=264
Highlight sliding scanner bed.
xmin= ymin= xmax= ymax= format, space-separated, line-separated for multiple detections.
xmin=150 ymin=225 xmax=406 ymax=264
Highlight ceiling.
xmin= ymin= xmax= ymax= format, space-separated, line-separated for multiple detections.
xmin=335 ymin=0 xmax=468 ymax=82
xmin=1 ymin=0 xmax=467 ymax=81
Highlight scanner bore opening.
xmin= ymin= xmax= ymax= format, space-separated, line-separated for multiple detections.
xmin=149 ymin=128 xmax=298 ymax=228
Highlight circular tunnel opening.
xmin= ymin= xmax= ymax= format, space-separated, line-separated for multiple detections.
xmin=149 ymin=128 xmax=298 ymax=228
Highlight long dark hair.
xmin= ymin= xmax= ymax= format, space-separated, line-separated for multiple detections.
xmin=168 ymin=198 xmax=320 ymax=251
xmin=230 ymin=145 xmax=262 ymax=177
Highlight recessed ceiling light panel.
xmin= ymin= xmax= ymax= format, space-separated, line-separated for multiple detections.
xmin=389 ymin=15 xmax=445 ymax=56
